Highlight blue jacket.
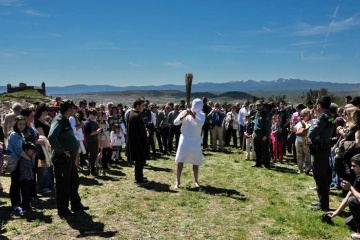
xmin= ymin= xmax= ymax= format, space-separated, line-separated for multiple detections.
xmin=7 ymin=131 xmax=25 ymax=161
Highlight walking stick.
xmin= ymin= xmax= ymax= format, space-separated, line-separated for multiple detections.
xmin=185 ymin=73 xmax=193 ymax=109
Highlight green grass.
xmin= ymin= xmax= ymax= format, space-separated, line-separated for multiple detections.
xmin=0 ymin=148 xmax=354 ymax=239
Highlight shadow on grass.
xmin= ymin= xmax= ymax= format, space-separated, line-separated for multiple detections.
xmin=138 ymin=181 xmax=178 ymax=193
xmin=79 ymin=177 xmax=103 ymax=186
xmin=187 ymin=185 xmax=247 ymax=201
xmin=144 ymin=165 xmax=172 ymax=173
xmin=0 ymin=201 xmax=53 ymax=237
xmin=105 ymin=169 xmax=126 ymax=178
xmin=271 ymin=165 xmax=298 ymax=174
xmin=65 ymin=211 xmax=117 ymax=238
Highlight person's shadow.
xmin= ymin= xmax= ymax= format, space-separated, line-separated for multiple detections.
xmin=187 ymin=185 xmax=247 ymax=201
xmin=65 ymin=211 xmax=117 ymax=238
xmin=138 ymin=181 xmax=178 ymax=193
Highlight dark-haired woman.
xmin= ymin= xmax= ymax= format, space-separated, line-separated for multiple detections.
xmin=7 ymin=116 xmax=32 ymax=215
xmin=98 ymin=112 xmax=112 ymax=173
xmin=34 ymin=103 xmax=53 ymax=194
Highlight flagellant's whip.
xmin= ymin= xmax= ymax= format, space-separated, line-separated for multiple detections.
xmin=185 ymin=73 xmax=193 ymax=109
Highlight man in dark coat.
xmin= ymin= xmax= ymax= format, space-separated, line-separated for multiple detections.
xmin=126 ymin=98 xmax=150 ymax=184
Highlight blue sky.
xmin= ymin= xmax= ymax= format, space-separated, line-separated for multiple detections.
xmin=1 ymin=0 xmax=359 ymax=87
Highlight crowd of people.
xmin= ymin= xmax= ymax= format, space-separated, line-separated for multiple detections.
xmin=1 ymin=94 xmax=360 ymax=238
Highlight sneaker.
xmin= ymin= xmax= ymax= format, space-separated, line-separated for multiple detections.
xmin=12 ymin=206 xmax=24 ymax=215
xmin=351 ymin=232 xmax=360 ymax=239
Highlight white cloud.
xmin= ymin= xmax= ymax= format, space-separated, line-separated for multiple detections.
xmin=290 ymin=40 xmax=325 ymax=46
xmin=0 ymin=0 xmax=22 ymax=7
xmin=128 ymin=62 xmax=138 ymax=66
xmin=333 ymin=6 xmax=339 ymax=18
xmin=49 ymin=33 xmax=62 ymax=38
xmin=294 ymin=12 xmax=360 ymax=36
xmin=262 ymin=27 xmax=272 ymax=33
xmin=24 ymin=9 xmax=50 ymax=17
xmin=163 ymin=61 xmax=186 ymax=68
xmin=214 ymin=31 xmax=225 ymax=38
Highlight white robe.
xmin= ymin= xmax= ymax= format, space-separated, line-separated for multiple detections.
xmin=174 ymin=110 xmax=205 ymax=165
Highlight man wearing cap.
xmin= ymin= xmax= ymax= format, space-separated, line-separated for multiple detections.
xmin=126 ymin=98 xmax=150 ymax=184
xmin=3 ymin=102 xmax=23 ymax=140
xmin=48 ymin=100 xmax=89 ymax=217
xmin=308 ymin=96 xmax=334 ymax=211
xmin=253 ymin=100 xmax=271 ymax=168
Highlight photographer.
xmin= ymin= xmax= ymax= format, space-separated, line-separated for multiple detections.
xmin=327 ymin=154 xmax=360 ymax=240
xmin=207 ymin=102 xmax=226 ymax=151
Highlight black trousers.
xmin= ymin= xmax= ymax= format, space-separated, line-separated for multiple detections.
xmin=148 ymin=129 xmax=156 ymax=154
xmin=312 ymin=144 xmax=331 ymax=210
xmin=101 ymin=147 xmax=112 ymax=168
xmin=168 ymin=125 xmax=181 ymax=152
xmin=20 ymin=179 xmax=31 ymax=209
xmin=254 ymin=132 xmax=270 ymax=167
xmin=202 ymin=123 xmax=210 ymax=149
xmin=87 ymin=141 xmax=98 ymax=175
xmin=239 ymin=125 xmax=245 ymax=149
xmin=161 ymin=127 xmax=170 ymax=153
xmin=155 ymin=130 xmax=163 ymax=152
xmin=54 ymin=154 xmax=82 ymax=213
xmin=135 ymin=159 xmax=145 ymax=182
xmin=225 ymin=128 xmax=237 ymax=147
xmin=10 ymin=166 xmax=21 ymax=207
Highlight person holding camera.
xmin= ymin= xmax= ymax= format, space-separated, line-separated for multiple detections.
xmin=327 ymin=154 xmax=360 ymax=239
xmin=48 ymin=100 xmax=89 ymax=218
xmin=308 ymin=96 xmax=335 ymax=211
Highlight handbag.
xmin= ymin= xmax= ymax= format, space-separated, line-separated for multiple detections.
xmin=5 ymin=157 xmax=18 ymax=173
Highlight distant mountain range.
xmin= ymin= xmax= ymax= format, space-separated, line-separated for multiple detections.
xmin=1 ymin=78 xmax=359 ymax=95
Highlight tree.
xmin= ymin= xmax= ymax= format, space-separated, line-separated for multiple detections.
xmin=268 ymin=95 xmax=286 ymax=104
xmin=305 ymin=88 xmax=334 ymax=104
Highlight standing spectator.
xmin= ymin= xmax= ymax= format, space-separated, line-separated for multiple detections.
xmin=168 ymin=104 xmax=182 ymax=153
xmin=34 ymin=103 xmax=53 ymax=194
xmin=278 ymin=100 xmax=291 ymax=156
xmin=157 ymin=105 xmax=171 ymax=154
xmin=224 ymin=105 xmax=238 ymax=147
xmin=174 ymin=99 xmax=205 ymax=188
xmin=345 ymin=96 xmax=353 ymax=105
xmin=7 ymin=116 xmax=28 ymax=215
xmin=18 ymin=142 xmax=36 ymax=211
xmin=244 ymin=115 xmax=255 ymax=160
xmin=271 ymin=115 xmax=284 ymax=163
xmin=208 ymin=102 xmax=226 ymax=151
xmin=3 ymin=102 xmax=23 ymax=140
xmin=201 ymin=97 xmax=212 ymax=150
xmin=308 ymin=96 xmax=334 ymax=211
xmin=252 ymin=100 xmax=271 ymax=168
xmin=48 ymin=100 xmax=89 ymax=218
xmin=126 ymin=98 xmax=149 ymax=184
xmin=294 ymin=108 xmax=312 ymax=174
xmin=84 ymin=109 xmax=102 ymax=177
xmin=53 ymin=97 xmax=62 ymax=107
xmin=238 ymin=101 xmax=250 ymax=150
xmin=98 ymin=111 xmax=112 ymax=172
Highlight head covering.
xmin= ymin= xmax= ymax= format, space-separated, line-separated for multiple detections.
xmin=351 ymin=96 xmax=360 ymax=106
xmin=21 ymin=108 xmax=33 ymax=117
xmin=316 ymin=96 xmax=331 ymax=109
xmin=255 ymin=100 xmax=263 ymax=105
xmin=12 ymin=102 xmax=23 ymax=110
xmin=191 ymin=98 xmax=203 ymax=114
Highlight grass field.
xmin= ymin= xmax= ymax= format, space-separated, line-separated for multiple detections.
xmin=0 ymin=147 xmax=354 ymax=239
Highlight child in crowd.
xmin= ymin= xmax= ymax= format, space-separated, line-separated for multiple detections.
xmin=19 ymin=142 xmax=36 ymax=211
xmin=272 ymin=114 xmax=284 ymax=163
xmin=110 ymin=123 xmax=125 ymax=161
xmin=244 ymin=115 xmax=255 ymax=160
xmin=294 ymin=108 xmax=312 ymax=174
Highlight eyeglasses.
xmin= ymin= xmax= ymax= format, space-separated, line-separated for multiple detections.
xmin=351 ymin=164 xmax=357 ymax=167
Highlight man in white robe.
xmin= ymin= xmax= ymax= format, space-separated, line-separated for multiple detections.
xmin=174 ymin=98 xmax=205 ymax=188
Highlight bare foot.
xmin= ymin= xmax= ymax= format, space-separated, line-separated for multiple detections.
xmin=194 ymin=182 xmax=200 ymax=188
xmin=174 ymin=182 xmax=180 ymax=189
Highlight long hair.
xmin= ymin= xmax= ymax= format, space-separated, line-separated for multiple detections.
xmin=349 ymin=108 xmax=360 ymax=129
xmin=34 ymin=103 xmax=49 ymax=120
xmin=13 ymin=115 xmax=26 ymax=134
